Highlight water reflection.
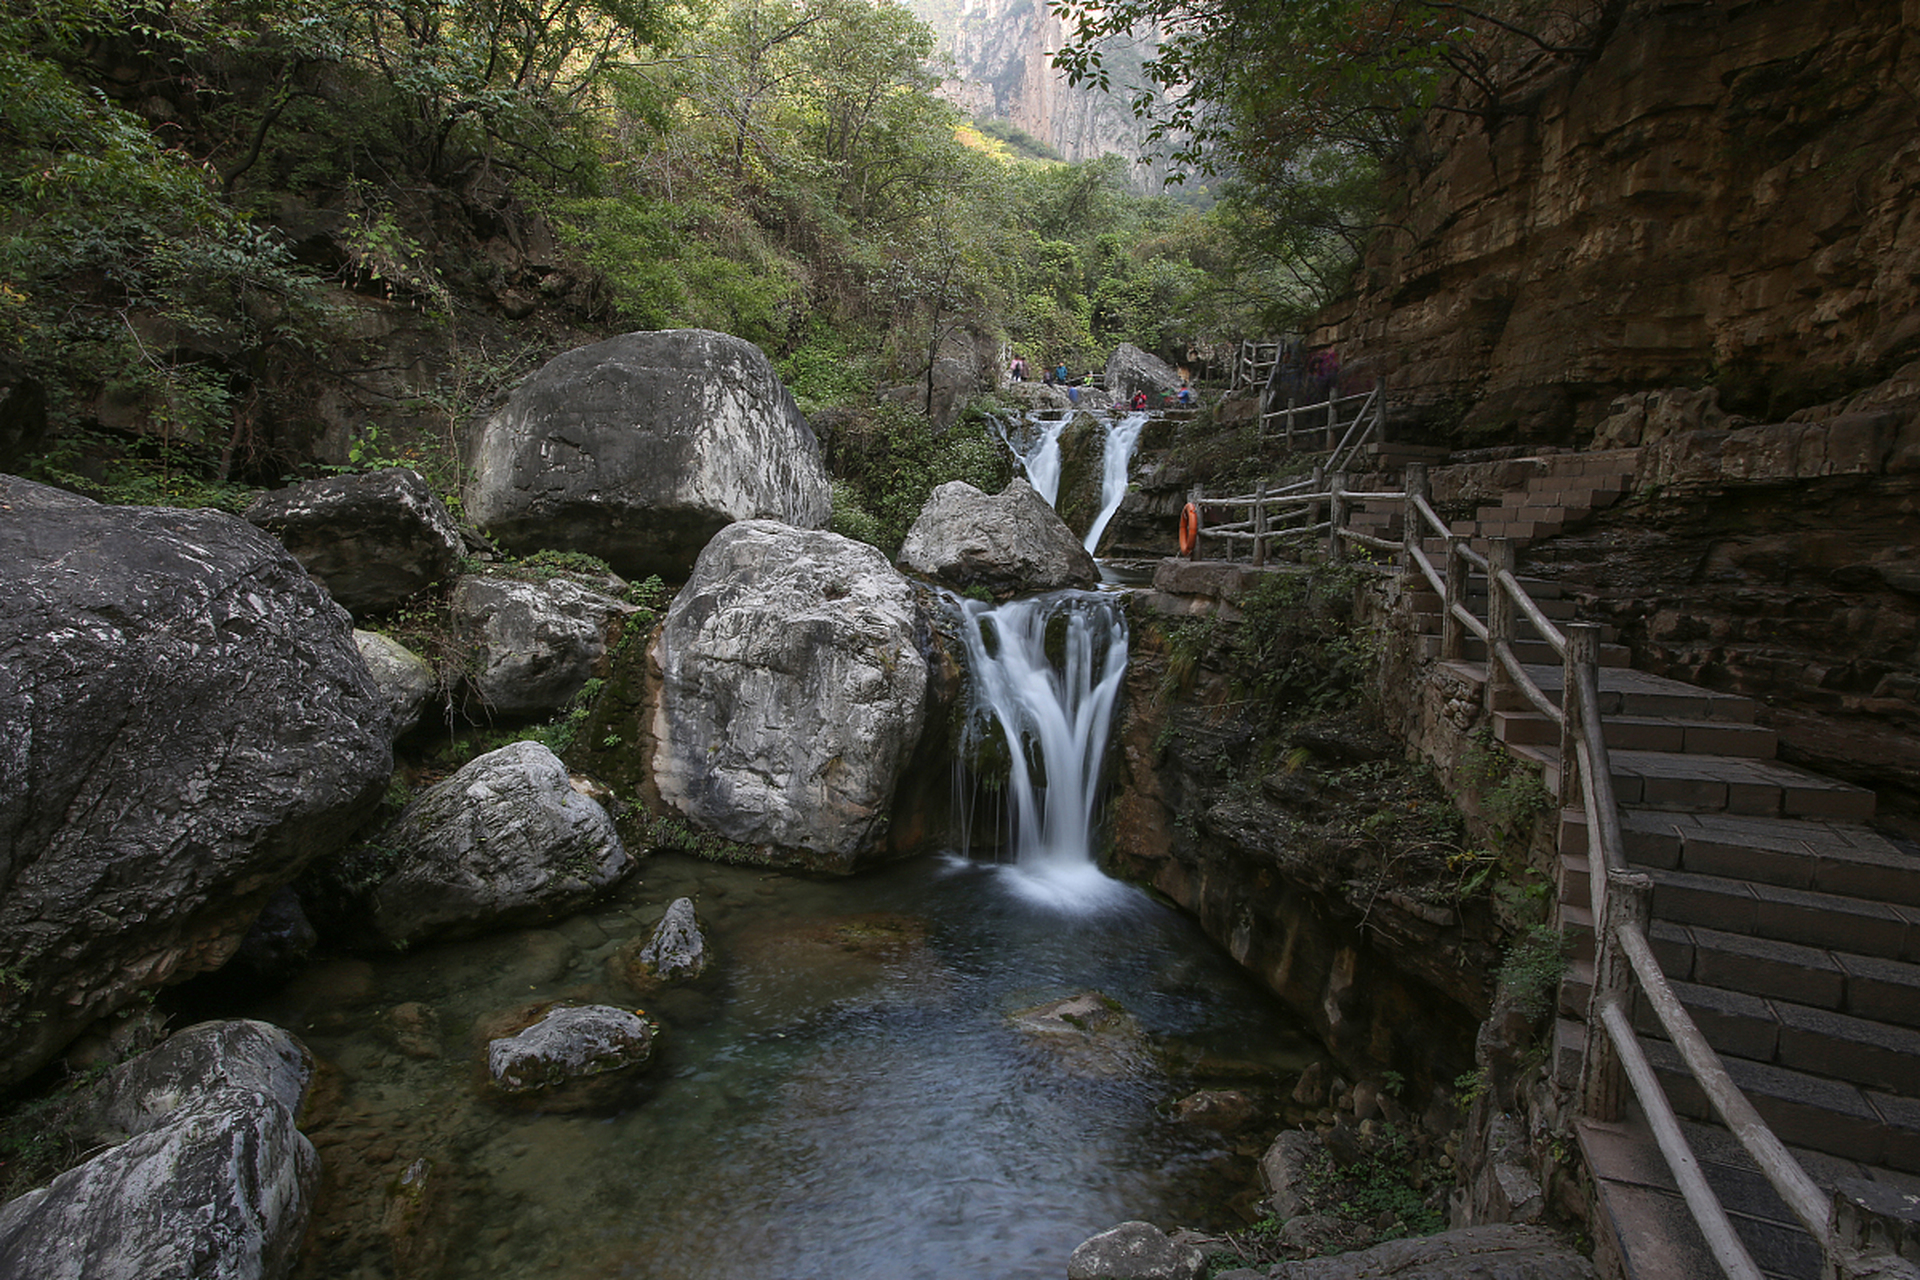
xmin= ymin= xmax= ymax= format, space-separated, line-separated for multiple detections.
xmin=253 ymin=853 xmax=1313 ymax=1280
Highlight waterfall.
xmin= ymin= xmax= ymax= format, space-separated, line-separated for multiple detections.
xmin=951 ymin=590 xmax=1130 ymax=907
xmin=1082 ymin=410 xmax=1149 ymax=556
xmin=994 ymin=411 xmax=1070 ymax=506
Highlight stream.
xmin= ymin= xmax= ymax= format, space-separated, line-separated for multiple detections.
xmin=237 ymin=411 xmax=1318 ymax=1279
xmin=251 ymin=850 xmax=1316 ymax=1279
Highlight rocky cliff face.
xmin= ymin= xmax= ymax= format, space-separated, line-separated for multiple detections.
xmin=1323 ymin=0 xmax=1920 ymax=441
xmin=909 ymin=0 xmax=1158 ymax=172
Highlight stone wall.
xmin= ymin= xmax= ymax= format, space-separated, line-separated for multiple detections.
xmin=1321 ymin=0 xmax=1920 ymax=442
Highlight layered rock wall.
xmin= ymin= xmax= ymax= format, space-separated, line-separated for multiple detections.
xmin=1323 ymin=0 xmax=1920 ymax=439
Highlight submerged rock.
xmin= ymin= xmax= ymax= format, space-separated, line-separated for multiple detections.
xmin=244 ymin=467 xmax=465 ymax=616
xmin=464 ymin=329 xmax=831 ymax=579
xmin=485 ymin=1003 xmax=658 ymax=1113
xmin=317 ymin=740 xmax=631 ymax=948
xmin=0 ymin=1020 xmax=319 ymax=1280
xmin=1067 ymin=1221 xmax=1205 ymax=1280
xmin=0 ymin=476 xmax=392 ymax=1086
xmin=649 ymin=520 xmax=930 ymax=872
xmin=1009 ymin=991 xmax=1151 ymax=1077
xmin=451 ymin=570 xmax=638 ymax=720
xmin=898 ymin=478 xmax=1098 ymax=596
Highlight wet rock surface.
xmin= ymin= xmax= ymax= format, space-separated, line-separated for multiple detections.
xmin=1067 ymin=1220 xmax=1206 ymax=1280
xmin=0 ymin=476 xmax=392 ymax=1085
xmin=483 ymin=1003 xmax=658 ymax=1113
xmin=610 ymin=896 xmax=710 ymax=991
xmin=463 ymin=329 xmax=830 ymax=579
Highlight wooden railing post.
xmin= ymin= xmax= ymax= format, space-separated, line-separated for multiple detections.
xmin=1485 ymin=537 xmax=1516 ymax=713
xmin=1285 ymin=395 xmax=1297 ymax=450
xmin=1252 ymin=481 xmax=1268 ymax=568
xmin=1581 ymin=869 xmax=1652 ymax=1123
xmin=1441 ymin=536 xmax=1467 ymax=661
xmin=1562 ymin=623 xmax=1599 ymax=810
xmin=1328 ymin=471 xmax=1348 ymax=563
xmin=1402 ymin=463 xmax=1428 ymax=578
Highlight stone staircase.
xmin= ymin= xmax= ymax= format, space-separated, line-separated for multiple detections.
xmin=1399 ymin=528 xmax=1920 ymax=1279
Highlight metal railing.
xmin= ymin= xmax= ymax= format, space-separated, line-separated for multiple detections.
xmin=1176 ymin=461 xmax=1868 ymax=1280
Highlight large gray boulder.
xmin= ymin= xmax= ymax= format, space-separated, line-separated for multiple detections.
xmin=451 ymin=571 xmax=638 ymax=721
xmin=649 ymin=520 xmax=929 ymax=872
xmin=1104 ymin=343 xmax=1181 ymax=402
xmin=0 ymin=476 xmax=392 ymax=1087
xmin=898 ymin=478 xmax=1098 ymax=596
xmin=464 ymin=330 xmax=831 ymax=579
xmin=319 ymin=740 xmax=631 ymax=948
xmin=0 ymin=1020 xmax=319 ymax=1280
xmin=244 ymin=467 xmax=465 ymax=616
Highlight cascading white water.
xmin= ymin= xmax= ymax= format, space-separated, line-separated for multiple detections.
xmin=1082 ymin=409 xmax=1149 ymax=555
xmin=952 ymin=590 xmax=1130 ymax=907
xmin=994 ymin=410 xmax=1071 ymax=506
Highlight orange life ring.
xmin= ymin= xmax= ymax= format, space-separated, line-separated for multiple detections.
xmin=1178 ymin=502 xmax=1199 ymax=557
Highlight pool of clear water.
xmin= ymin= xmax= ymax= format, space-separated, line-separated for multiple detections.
xmin=249 ymin=851 xmax=1315 ymax=1280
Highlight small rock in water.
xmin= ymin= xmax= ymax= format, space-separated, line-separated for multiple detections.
xmin=383 ymin=1002 xmax=442 ymax=1060
xmin=1066 ymin=1221 xmax=1205 ymax=1280
xmin=483 ymin=1003 xmax=658 ymax=1114
xmin=1170 ymin=1089 xmax=1258 ymax=1133
xmin=1009 ymin=992 xmax=1151 ymax=1077
xmin=609 ymin=897 xmax=711 ymax=992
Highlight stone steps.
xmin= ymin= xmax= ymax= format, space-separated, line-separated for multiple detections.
xmin=1555 ymin=1018 xmax=1920 ymax=1176
xmin=1579 ymin=1109 xmax=1920 ymax=1280
xmin=1401 ymin=456 xmax=1920 ymax=1274
xmin=1558 ymin=809 xmax=1920 ymax=909
xmin=1496 ymin=711 xmax=1777 ymax=757
xmin=1513 ymin=742 xmax=1877 ymax=821
xmin=1416 ymin=634 xmax=1635 ymax=666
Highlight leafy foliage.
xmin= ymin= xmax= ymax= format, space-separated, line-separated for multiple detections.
xmin=823 ymin=402 xmax=1011 ymax=555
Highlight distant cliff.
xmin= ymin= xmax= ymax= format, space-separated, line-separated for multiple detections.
xmin=1320 ymin=0 xmax=1919 ymax=443
xmin=907 ymin=0 xmax=1161 ymax=178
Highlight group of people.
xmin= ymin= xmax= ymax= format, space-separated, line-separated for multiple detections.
xmin=1009 ymin=353 xmax=1193 ymax=409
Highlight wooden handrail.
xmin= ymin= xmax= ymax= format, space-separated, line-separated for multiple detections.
xmin=1174 ymin=473 xmax=1866 ymax=1279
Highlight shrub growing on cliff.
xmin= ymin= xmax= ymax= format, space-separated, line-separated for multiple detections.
xmin=1230 ymin=561 xmax=1379 ymax=718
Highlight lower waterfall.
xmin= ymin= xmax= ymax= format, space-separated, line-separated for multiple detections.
xmin=951 ymin=589 xmax=1130 ymax=907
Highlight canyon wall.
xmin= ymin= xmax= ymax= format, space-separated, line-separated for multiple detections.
xmin=909 ymin=0 xmax=1160 ymax=175
xmin=1321 ymin=0 xmax=1920 ymax=443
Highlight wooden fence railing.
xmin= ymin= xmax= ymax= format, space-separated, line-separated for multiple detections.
xmin=1178 ymin=463 xmax=1884 ymax=1280
xmin=1230 ymin=339 xmax=1282 ymax=392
